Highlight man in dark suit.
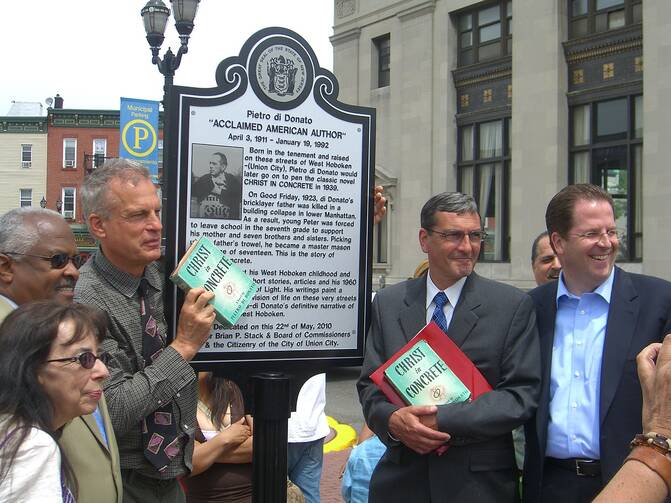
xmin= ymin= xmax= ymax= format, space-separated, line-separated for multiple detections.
xmin=358 ymin=192 xmax=541 ymax=503
xmin=523 ymin=184 xmax=671 ymax=503
xmin=191 ymin=152 xmax=242 ymax=220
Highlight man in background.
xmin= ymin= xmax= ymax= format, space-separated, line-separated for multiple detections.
xmin=531 ymin=231 xmax=561 ymax=286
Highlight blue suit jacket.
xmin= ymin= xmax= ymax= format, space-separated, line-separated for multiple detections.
xmin=523 ymin=267 xmax=671 ymax=502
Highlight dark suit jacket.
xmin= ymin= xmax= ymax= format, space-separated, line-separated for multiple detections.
xmin=60 ymin=395 xmax=123 ymax=503
xmin=523 ymin=267 xmax=671 ymax=502
xmin=358 ymin=272 xmax=540 ymax=503
xmin=192 ymin=172 xmax=242 ymax=219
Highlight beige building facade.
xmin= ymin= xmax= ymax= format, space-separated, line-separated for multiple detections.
xmin=332 ymin=0 xmax=668 ymax=289
xmin=0 ymin=118 xmax=47 ymax=216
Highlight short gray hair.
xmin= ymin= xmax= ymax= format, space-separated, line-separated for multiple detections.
xmin=420 ymin=192 xmax=480 ymax=230
xmin=0 ymin=208 xmax=64 ymax=254
xmin=81 ymin=158 xmax=151 ymax=220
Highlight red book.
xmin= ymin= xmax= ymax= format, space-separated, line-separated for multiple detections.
xmin=370 ymin=321 xmax=493 ymax=408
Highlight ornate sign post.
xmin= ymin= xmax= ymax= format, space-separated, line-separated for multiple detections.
xmin=165 ymin=27 xmax=376 ymax=502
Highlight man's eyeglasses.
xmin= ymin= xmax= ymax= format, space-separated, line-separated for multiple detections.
xmin=2 ymin=252 xmax=85 ymax=269
xmin=570 ymin=229 xmax=624 ymax=244
xmin=428 ymin=229 xmax=488 ymax=244
xmin=45 ymin=351 xmax=111 ymax=369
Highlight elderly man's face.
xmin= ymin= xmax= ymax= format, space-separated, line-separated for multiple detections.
xmin=93 ymin=177 xmax=162 ymax=277
xmin=532 ymin=235 xmax=561 ymax=286
xmin=7 ymin=215 xmax=80 ymax=304
xmin=209 ymin=155 xmax=226 ymax=177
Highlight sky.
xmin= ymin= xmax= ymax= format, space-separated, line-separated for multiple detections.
xmin=2 ymin=1 xmax=335 ymax=113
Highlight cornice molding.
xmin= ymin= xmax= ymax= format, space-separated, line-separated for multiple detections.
xmin=330 ymin=27 xmax=362 ymax=45
xmin=564 ymin=26 xmax=642 ymax=64
xmin=397 ymin=0 xmax=435 ymax=22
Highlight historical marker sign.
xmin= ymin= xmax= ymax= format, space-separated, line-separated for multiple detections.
xmin=165 ymin=27 xmax=375 ymax=369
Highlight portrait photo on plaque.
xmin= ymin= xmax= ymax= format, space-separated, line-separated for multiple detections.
xmin=190 ymin=143 xmax=244 ymax=220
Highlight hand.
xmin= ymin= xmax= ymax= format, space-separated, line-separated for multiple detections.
xmin=216 ymin=418 xmax=251 ymax=449
xmin=373 ymin=185 xmax=386 ymax=225
xmin=637 ymin=334 xmax=671 ymax=437
xmin=244 ymin=415 xmax=254 ymax=434
xmin=637 ymin=341 xmax=662 ymax=432
xmin=388 ymin=405 xmax=451 ymax=454
xmin=171 ymin=287 xmax=216 ymax=361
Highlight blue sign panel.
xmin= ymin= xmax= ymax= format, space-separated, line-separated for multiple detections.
xmin=119 ymin=97 xmax=159 ymax=181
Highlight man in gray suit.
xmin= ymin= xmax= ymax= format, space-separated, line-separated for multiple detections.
xmin=358 ymin=192 xmax=540 ymax=502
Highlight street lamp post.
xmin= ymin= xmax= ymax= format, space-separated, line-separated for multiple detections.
xmin=140 ymin=0 xmax=200 ymax=109
xmin=140 ymin=0 xmax=200 ymax=205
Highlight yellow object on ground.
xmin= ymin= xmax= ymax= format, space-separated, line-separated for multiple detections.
xmin=323 ymin=416 xmax=357 ymax=453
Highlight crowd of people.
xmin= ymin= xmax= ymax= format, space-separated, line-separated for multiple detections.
xmin=1 ymin=156 xmax=671 ymax=503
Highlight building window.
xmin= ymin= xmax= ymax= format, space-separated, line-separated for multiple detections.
xmin=373 ymin=200 xmax=390 ymax=264
xmin=373 ymin=35 xmax=390 ymax=88
xmin=63 ymin=139 xmax=77 ymax=168
xmin=457 ymin=1 xmax=512 ymax=66
xmin=62 ymin=187 xmax=76 ymax=220
xmin=569 ymin=0 xmax=641 ymax=39
xmin=457 ymin=118 xmax=510 ymax=261
xmin=93 ymin=138 xmax=107 ymax=168
xmin=569 ymin=95 xmax=642 ymax=260
xmin=19 ymin=189 xmax=32 ymax=208
xmin=21 ymin=144 xmax=32 ymax=168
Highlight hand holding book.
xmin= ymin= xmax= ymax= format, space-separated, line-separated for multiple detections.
xmin=388 ymin=405 xmax=451 ymax=455
xmin=370 ymin=321 xmax=493 ymax=454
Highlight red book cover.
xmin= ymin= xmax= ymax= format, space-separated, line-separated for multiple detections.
xmin=370 ymin=321 xmax=493 ymax=408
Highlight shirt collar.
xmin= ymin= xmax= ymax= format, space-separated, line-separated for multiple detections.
xmin=556 ymin=266 xmax=615 ymax=305
xmin=92 ymin=247 xmax=160 ymax=298
xmin=425 ymin=272 xmax=467 ymax=310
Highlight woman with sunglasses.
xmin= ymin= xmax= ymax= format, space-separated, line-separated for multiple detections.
xmin=0 ymin=301 xmax=110 ymax=502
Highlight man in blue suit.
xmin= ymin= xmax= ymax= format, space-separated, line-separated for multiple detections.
xmin=523 ymin=184 xmax=671 ymax=503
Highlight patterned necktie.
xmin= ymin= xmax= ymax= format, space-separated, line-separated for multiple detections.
xmin=432 ymin=292 xmax=449 ymax=334
xmin=139 ymin=278 xmax=181 ymax=471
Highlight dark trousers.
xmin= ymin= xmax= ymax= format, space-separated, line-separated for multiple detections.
xmin=540 ymin=462 xmax=602 ymax=503
xmin=122 ymin=469 xmax=186 ymax=503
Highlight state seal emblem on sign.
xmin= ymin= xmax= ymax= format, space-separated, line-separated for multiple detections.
xmin=255 ymin=44 xmax=307 ymax=103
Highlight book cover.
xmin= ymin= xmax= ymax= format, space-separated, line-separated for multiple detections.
xmin=370 ymin=321 xmax=493 ymax=409
xmin=170 ymin=236 xmax=257 ymax=326
xmin=383 ymin=339 xmax=471 ymax=406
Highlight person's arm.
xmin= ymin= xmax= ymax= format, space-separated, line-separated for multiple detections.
xmin=593 ymin=451 xmax=668 ymax=503
xmin=190 ymin=419 xmax=252 ymax=476
xmin=435 ymin=294 xmax=541 ymax=443
xmin=99 ymin=288 xmax=215 ymax=435
xmin=592 ymin=334 xmax=671 ymax=503
xmin=357 ymin=423 xmax=375 ymax=443
xmin=357 ymin=295 xmax=450 ymax=453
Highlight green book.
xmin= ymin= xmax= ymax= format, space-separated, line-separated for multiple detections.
xmin=383 ymin=339 xmax=471 ymax=406
xmin=169 ymin=236 xmax=257 ymax=326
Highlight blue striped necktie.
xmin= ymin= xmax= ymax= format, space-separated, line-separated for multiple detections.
xmin=432 ymin=292 xmax=449 ymax=333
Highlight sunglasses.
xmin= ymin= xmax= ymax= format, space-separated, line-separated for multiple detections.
xmin=45 ymin=351 xmax=111 ymax=369
xmin=3 ymin=252 xmax=85 ymax=269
